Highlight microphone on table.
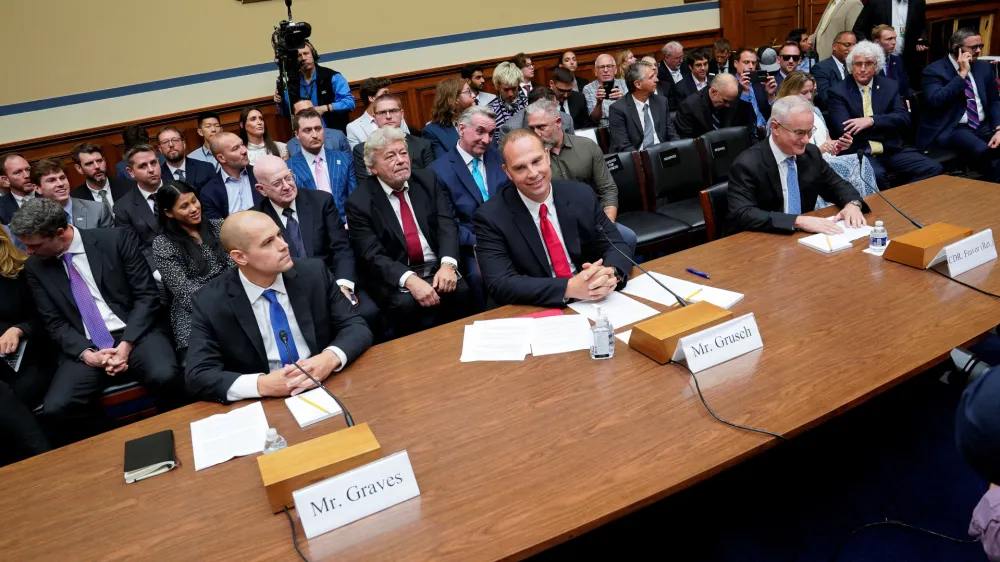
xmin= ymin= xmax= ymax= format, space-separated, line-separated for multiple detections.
xmin=856 ymin=151 xmax=924 ymax=228
xmin=279 ymin=330 xmax=355 ymax=427
xmin=596 ymin=224 xmax=688 ymax=307
xmin=949 ymin=347 xmax=993 ymax=387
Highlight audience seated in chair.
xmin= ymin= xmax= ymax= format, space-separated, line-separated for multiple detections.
xmin=512 ymin=52 xmax=539 ymax=96
xmin=812 ymin=31 xmax=856 ymax=110
xmin=286 ymin=100 xmax=350 ymax=156
xmin=200 ymin=133 xmax=262 ymax=220
xmin=115 ymin=124 xmax=165 ymax=180
xmin=549 ymin=67 xmax=593 ymax=130
xmin=609 ymin=60 xmax=679 ymax=151
xmin=187 ymin=111 xmax=223 ymax=172
xmin=708 ymin=38 xmax=736 ymax=75
xmin=156 ymin=127 xmax=215 ymax=189
xmin=69 ymin=143 xmax=135 ymax=210
xmin=346 ymin=126 xmax=475 ymax=337
xmin=872 ymin=25 xmax=914 ymax=98
xmin=0 ymin=154 xmax=36 ymax=224
xmin=472 ymin=128 xmax=633 ymax=308
xmin=461 ymin=63 xmax=496 ymax=106
xmin=113 ymin=145 xmax=166 ymax=272
xmin=185 ymin=211 xmax=373 ymax=403
xmin=353 ymin=94 xmax=435 ymax=183
xmin=770 ymin=41 xmax=803 ymax=90
xmin=286 ymin=108 xmax=357 ymax=223
xmin=345 ymin=77 xmax=411 ymax=149
xmin=734 ymin=47 xmax=777 ymax=133
xmin=675 ymin=74 xmax=757 ymax=140
xmin=557 ymin=51 xmax=590 ymax=93
xmin=498 ymin=86 xmax=576 ymax=143
xmin=487 ymin=62 xmax=529 ymax=143
xmin=32 ymin=158 xmax=112 ymax=231
xmin=658 ymin=41 xmax=690 ymax=111
xmin=240 ymin=107 xmax=288 ymax=165
xmin=423 ymin=77 xmax=478 ymax=160
xmin=669 ymin=49 xmax=714 ymax=111
xmin=583 ymin=54 xmax=628 ymax=127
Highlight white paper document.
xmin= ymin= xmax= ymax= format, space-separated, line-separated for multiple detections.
xmin=530 ymin=314 xmax=594 ymax=356
xmin=285 ymin=387 xmax=344 ymax=428
xmin=460 ymin=319 xmax=533 ymax=362
xmin=190 ymin=401 xmax=270 ymax=471
xmin=622 ymin=272 xmax=744 ymax=310
xmin=798 ymin=220 xmax=873 ymax=254
xmin=569 ymin=291 xmax=659 ymax=327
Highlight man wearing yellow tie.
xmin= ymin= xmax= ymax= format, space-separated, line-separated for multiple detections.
xmin=811 ymin=0 xmax=864 ymax=61
xmin=827 ymin=40 xmax=942 ymax=190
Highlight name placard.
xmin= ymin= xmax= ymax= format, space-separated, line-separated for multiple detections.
xmin=670 ymin=313 xmax=763 ymax=373
xmin=292 ymin=450 xmax=420 ymax=539
xmin=933 ymin=229 xmax=997 ymax=278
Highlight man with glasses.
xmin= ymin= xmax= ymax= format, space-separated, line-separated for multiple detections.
xmin=771 ymin=42 xmax=803 ymax=89
xmin=345 ymin=77 xmax=411 ymax=149
xmin=813 ymin=31 xmax=857 ymax=109
xmin=919 ymin=29 xmax=1000 ymax=183
xmin=187 ymin=112 xmax=223 ymax=172
xmin=729 ymin=95 xmax=869 ymax=234
xmin=512 ymin=53 xmax=537 ymax=97
xmin=156 ymin=127 xmax=214 ymax=190
xmin=549 ymin=67 xmax=591 ymax=129
xmin=286 ymin=108 xmax=356 ymax=224
xmin=675 ymin=73 xmax=757 ymax=140
xmin=584 ymin=54 xmax=627 ymax=127
xmin=352 ymin=94 xmax=434 ymax=183
xmin=658 ymin=42 xmax=690 ymax=107
xmin=828 ymin=40 xmax=942 ymax=189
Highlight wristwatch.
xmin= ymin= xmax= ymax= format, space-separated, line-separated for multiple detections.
xmin=847 ymin=200 xmax=862 ymax=208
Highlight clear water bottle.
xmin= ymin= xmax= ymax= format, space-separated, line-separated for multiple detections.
xmin=869 ymin=220 xmax=888 ymax=255
xmin=590 ymin=306 xmax=615 ymax=360
xmin=263 ymin=428 xmax=287 ymax=454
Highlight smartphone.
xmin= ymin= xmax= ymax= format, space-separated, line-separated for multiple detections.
xmin=754 ymin=70 xmax=770 ymax=83
xmin=602 ymin=81 xmax=615 ymax=97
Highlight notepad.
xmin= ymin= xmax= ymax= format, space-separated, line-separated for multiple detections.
xmin=798 ymin=233 xmax=854 ymax=253
xmin=190 ymin=401 xmax=270 ymax=471
xmin=622 ymin=272 xmax=744 ymax=310
xmin=124 ymin=430 xmax=177 ymax=484
xmin=285 ymin=387 xmax=344 ymax=428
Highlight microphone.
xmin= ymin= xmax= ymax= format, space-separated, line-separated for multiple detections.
xmin=949 ymin=347 xmax=993 ymax=386
xmin=596 ymin=224 xmax=688 ymax=307
xmin=857 ymin=151 xmax=924 ymax=229
xmin=279 ymin=330 xmax=355 ymax=427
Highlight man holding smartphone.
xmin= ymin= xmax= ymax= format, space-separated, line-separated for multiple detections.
xmin=583 ymin=54 xmax=627 ymax=127
xmin=735 ymin=48 xmax=777 ymax=133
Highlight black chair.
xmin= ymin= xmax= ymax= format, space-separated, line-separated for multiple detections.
xmin=642 ymin=139 xmax=708 ymax=230
xmin=698 ymin=182 xmax=729 ymax=241
xmin=605 ymin=151 xmax=690 ymax=254
xmin=699 ymin=127 xmax=752 ymax=184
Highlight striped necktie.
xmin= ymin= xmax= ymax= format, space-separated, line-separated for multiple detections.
xmin=965 ymin=76 xmax=981 ymax=130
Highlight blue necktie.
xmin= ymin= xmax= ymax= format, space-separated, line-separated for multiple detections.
xmin=470 ymin=158 xmax=489 ymax=202
xmin=261 ymin=289 xmax=299 ymax=365
xmin=282 ymin=208 xmax=306 ymax=258
xmin=742 ymin=88 xmax=766 ymax=127
xmin=785 ymin=157 xmax=802 ymax=214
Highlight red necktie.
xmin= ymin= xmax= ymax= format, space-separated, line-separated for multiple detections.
xmin=539 ymin=204 xmax=572 ymax=278
xmin=392 ymin=191 xmax=425 ymax=265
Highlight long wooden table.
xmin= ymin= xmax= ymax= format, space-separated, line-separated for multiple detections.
xmin=2 ymin=177 xmax=999 ymax=561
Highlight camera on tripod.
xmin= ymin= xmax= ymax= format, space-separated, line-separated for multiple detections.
xmin=272 ymin=0 xmax=312 ymax=114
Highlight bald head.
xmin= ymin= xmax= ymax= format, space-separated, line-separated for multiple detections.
xmin=221 ymin=210 xmax=293 ymax=276
xmin=209 ymin=132 xmax=238 ymax=156
xmin=220 ymin=211 xmax=268 ymax=253
xmin=708 ymin=73 xmax=740 ymax=109
xmin=254 ymin=154 xmax=287 ymax=184
xmin=210 ymin=132 xmax=249 ymax=173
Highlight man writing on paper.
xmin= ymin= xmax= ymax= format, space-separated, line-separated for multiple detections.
xmin=472 ymin=128 xmax=632 ymax=308
xmin=184 ymin=211 xmax=373 ymax=404
xmin=728 ymin=95 xmax=869 ymax=235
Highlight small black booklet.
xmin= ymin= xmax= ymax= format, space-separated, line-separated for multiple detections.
xmin=124 ymin=430 xmax=177 ymax=484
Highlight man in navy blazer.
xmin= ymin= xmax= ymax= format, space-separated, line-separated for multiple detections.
xmin=286 ymin=108 xmax=356 ymax=224
xmin=827 ymin=40 xmax=941 ymax=188
xmin=199 ymin=133 xmax=263 ymax=220
xmin=473 ymin=129 xmax=632 ymax=308
xmin=919 ymin=29 xmax=1000 ymax=183
xmin=156 ymin=127 xmax=214 ymax=190
xmin=812 ymin=32 xmax=857 ymax=110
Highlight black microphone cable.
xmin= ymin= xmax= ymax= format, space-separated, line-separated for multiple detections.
xmin=279 ymin=330 xmax=355 ymax=427
xmin=596 ymin=225 xmax=689 ymax=307
xmin=283 ymin=506 xmax=310 ymax=562
xmin=828 ymin=519 xmax=978 ymax=562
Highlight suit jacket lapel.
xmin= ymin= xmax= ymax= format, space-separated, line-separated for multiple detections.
xmin=371 ymin=182 xmax=407 ymax=249
xmin=295 ymin=199 xmax=316 ymax=257
xmin=699 ymin=91 xmax=713 ymax=132
xmin=132 ymin=189 xmax=158 ymax=231
xmin=507 ymin=188 xmax=550 ymax=273
xmin=450 ymin=150 xmax=483 ymax=205
xmin=484 ymin=150 xmax=506 ymax=198
xmin=282 ymin=267 xmax=317 ymax=353
xmin=71 ymin=200 xmax=88 ymax=230
xmin=80 ymin=230 xmax=104 ymax=294
xmin=408 ymin=182 xmax=433 ymax=248
xmin=650 ymin=97 xmax=666 ymax=139
xmin=762 ymin=145 xmax=784 ymax=205
xmin=226 ymin=273 xmax=268 ymax=366
xmin=847 ymin=80 xmax=863 ymax=117
xmin=624 ymin=96 xmax=642 ymax=135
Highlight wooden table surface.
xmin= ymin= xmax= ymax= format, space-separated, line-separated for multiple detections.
xmin=2 ymin=177 xmax=999 ymax=562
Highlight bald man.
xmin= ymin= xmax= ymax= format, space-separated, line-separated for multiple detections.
xmin=675 ymin=73 xmax=758 ymax=140
xmin=199 ymin=132 xmax=263 ymax=220
xmin=185 ymin=210 xmax=373 ymax=403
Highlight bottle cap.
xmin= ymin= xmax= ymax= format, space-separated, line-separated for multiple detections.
xmin=266 ymin=428 xmax=277 ymax=437
xmin=875 ymin=220 xmax=883 ymax=226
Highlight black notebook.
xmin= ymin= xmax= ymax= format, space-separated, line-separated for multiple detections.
xmin=124 ymin=430 xmax=177 ymax=484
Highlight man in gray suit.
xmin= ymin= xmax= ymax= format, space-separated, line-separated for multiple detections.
xmin=30 ymin=159 xmax=112 ymax=230
xmin=497 ymin=87 xmax=574 ymax=143
xmin=811 ymin=0 xmax=864 ymax=60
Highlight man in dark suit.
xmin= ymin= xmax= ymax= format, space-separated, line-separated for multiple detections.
xmin=113 ymin=145 xmax=166 ymax=271
xmin=708 ymin=38 xmax=735 ymax=75
xmin=199 ymin=132 xmax=262 ymax=220
xmin=346 ymin=126 xmax=475 ymax=336
xmin=728 ymin=95 xmax=870 ymax=235
xmin=550 ymin=67 xmax=592 ymax=129
xmin=828 ymin=40 xmax=943 ymax=188
xmin=873 ymin=25 xmax=914 ymax=98
xmin=185 ymin=211 xmax=372 ymax=403
xmin=734 ymin=48 xmax=777 ymax=133
xmin=658 ymin=41 xmax=691 ymax=111
xmin=253 ymin=155 xmax=380 ymax=331
xmin=473 ymin=128 xmax=631 ymax=308
xmin=9 ymin=198 xmax=180 ymax=418
xmin=919 ymin=29 xmax=1000 ymax=183
xmin=669 ymin=49 xmax=714 ymax=111
xmin=352 ymin=95 xmax=434 ymax=183
xmin=0 ymin=153 xmax=36 ymax=224
xmin=68 ymin=143 xmax=134 ymax=211
xmin=156 ymin=127 xmax=215 ymax=190
xmin=812 ymin=31 xmax=857 ymax=110
xmin=675 ymin=74 xmax=757 ymax=140
xmin=609 ymin=60 xmax=679 ymax=152
xmin=853 ymin=0 xmax=928 ymax=79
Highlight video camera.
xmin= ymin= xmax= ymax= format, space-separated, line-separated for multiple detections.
xmin=273 ymin=0 xmax=312 ymax=114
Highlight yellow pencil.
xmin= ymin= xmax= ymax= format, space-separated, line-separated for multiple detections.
xmin=683 ymin=288 xmax=703 ymax=301
xmin=825 ymin=236 xmax=833 ymax=251
xmin=299 ymin=395 xmax=330 ymax=415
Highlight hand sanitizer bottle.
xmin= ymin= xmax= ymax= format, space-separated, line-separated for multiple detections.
xmin=590 ymin=306 xmax=615 ymax=360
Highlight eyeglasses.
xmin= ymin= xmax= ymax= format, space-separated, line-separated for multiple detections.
xmin=374 ymin=108 xmax=403 ymax=117
xmin=267 ymin=173 xmax=296 ymax=190
xmin=595 ymin=64 xmax=617 ymax=71
xmin=963 ymin=44 xmax=986 ymax=52
xmin=852 ymin=60 xmax=877 ymax=69
xmin=460 ymin=88 xmax=473 ymax=97
xmin=780 ymin=54 xmax=803 ymax=62
xmin=159 ymin=138 xmax=184 ymax=147
xmin=777 ymin=122 xmax=817 ymax=137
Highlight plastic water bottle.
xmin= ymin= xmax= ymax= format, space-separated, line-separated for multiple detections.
xmin=590 ymin=306 xmax=615 ymax=360
xmin=869 ymin=220 xmax=888 ymax=255
xmin=263 ymin=428 xmax=287 ymax=454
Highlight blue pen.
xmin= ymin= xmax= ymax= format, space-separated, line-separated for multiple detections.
xmin=686 ymin=268 xmax=711 ymax=280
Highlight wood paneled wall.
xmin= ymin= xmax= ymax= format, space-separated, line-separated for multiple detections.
xmin=0 ymin=30 xmax=718 ymax=188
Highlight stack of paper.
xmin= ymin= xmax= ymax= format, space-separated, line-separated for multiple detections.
xmin=621 ymin=271 xmax=744 ymax=309
xmin=460 ymin=318 xmax=533 ymax=362
xmin=798 ymin=220 xmax=873 ymax=254
xmin=190 ymin=401 xmax=270 ymax=471
xmin=529 ymin=314 xmax=594 ymax=356
xmin=285 ymin=387 xmax=344 ymax=428
xmin=568 ymin=291 xmax=659 ymax=327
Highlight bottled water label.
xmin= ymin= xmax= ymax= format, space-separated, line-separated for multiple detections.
xmin=870 ymin=236 xmax=887 ymax=249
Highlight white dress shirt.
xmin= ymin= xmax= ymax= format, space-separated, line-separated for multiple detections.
xmin=86 ymin=178 xmax=115 ymax=208
xmin=892 ymin=0 xmax=908 ymax=55
xmin=769 ymin=137 xmax=797 ymax=214
xmin=669 ymin=66 xmax=683 ymax=83
xmin=695 ymin=77 xmax=708 ymax=91
xmin=345 ymin=111 xmax=411 ymax=149
xmin=632 ymin=95 xmax=661 ymax=146
xmin=226 ymin=270 xmax=348 ymax=402
xmin=456 ymin=143 xmax=488 ymax=192
xmin=301 ymin=148 xmax=330 ymax=193
xmin=950 ymin=55 xmax=986 ymax=124
xmin=60 ymin=227 xmax=127 ymax=340
xmin=12 ymin=191 xmax=33 ymax=208
xmin=376 ymin=178 xmax=457 ymax=287
xmin=516 ymin=187 xmax=576 ymax=277
xmin=475 ymin=91 xmax=497 ymax=106
xmin=137 ymin=184 xmax=162 ymax=213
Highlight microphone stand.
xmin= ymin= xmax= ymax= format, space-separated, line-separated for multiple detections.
xmin=279 ymin=330 xmax=355 ymax=427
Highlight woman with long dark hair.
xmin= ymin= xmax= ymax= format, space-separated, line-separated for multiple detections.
xmin=239 ymin=107 xmax=288 ymax=165
xmin=422 ymin=77 xmax=477 ymax=159
xmin=152 ymin=181 xmax=233 ymax=361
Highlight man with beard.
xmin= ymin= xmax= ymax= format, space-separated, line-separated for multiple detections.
xmin=0 ymin=154 xmax=38 ymax=224
xmin=346 ymin=126 xmax=473 ymax=336
xmin=68 ymin=143 xmax=135 ymax=211
xmin=275 ymin=41 xmax=355 ymax=132
xmin=461 ymin=63 xmax=496 ymax=106
xmin=31 ymin=159 xmax=112 ymax=231
xmin=486 ymin=62 xmax=528 ymax=143
xmin=200 ymin=133 xmax=262 ymax=220
xmin=155 ymin=127 xmax=214 ymax=190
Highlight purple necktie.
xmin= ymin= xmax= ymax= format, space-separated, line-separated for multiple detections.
xmin=62 ymin=253 xmax=115 ymax=350
xmin=965 ymin=76 xmax=981 ymax=130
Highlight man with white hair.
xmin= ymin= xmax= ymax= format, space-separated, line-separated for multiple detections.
xmin=486 ymin=62 xmax=528 ymax=143
xmin=583 ymin=54 xmax=627 ymax=127
xmin=728 ymin=95 xmax=870 ymax=235
xmin=345 ymin=126 xmax=475 ymax=335
xmin=658 ymin=41 xmax=690 ymax=95
xmin=828 ymin=40 xmax=942 ymax=189
xmin=675 ymin=74 xmax=757 ymax=139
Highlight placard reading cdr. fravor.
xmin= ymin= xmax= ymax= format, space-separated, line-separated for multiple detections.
xmin=670 ymin=313 xmax=763 ymax=373
xmin=292 ymin=450 xmax=420 ymax=539
xmin=928 ymin=228 xmax=997 ymax=278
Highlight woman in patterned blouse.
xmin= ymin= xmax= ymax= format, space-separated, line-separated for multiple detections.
xmin=152 ymin=181 xmax=233 ymax=364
